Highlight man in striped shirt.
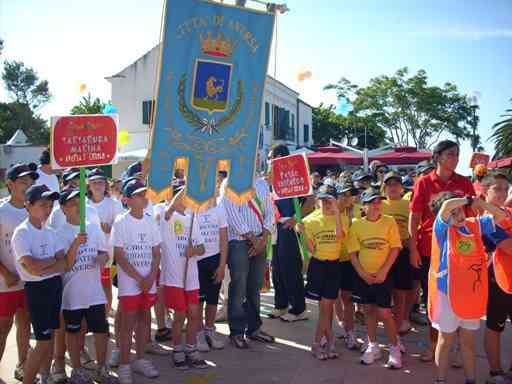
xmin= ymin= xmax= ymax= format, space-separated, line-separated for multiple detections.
xmin=221 ymin=176 xmax=275 ymax=349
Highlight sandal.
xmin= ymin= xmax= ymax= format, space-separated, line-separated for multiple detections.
xmin=311 ymin=343 xmax=328 ymax=360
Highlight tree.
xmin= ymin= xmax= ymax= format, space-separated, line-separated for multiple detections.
xmin=324 ymin=67 xmax=475 ymax=149
xmin=0 ymin=38 xmax=3 ymax=56
xmin=0 ymin=102 xmax=49 ymax=144
xmin=490 ymin=99 xmax=512 ymax=159
xmin=70 ymin=94 xmax=106 ymax=115
xmin=312 ymin=104 xmax=386 ymax=149
xmin=2 ymin=60 xmax=51 ymax=110
xmin=0 ymin=55 xmax=51 ymax=145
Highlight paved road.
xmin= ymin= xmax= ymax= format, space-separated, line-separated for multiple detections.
xmin=1 ymin=291 xmax=511 ymax=384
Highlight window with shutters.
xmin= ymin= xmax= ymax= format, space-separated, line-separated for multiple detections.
xmin=264 ymin=102 xmax=270 ymax=128
xmin=304 ymin=124 xmax=310 ymax=143
xmin=142 ymin=100 xmax=155 ymax=125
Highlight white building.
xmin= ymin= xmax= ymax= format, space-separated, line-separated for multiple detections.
xmin=106 ymin=45 xmax=313 ymax=175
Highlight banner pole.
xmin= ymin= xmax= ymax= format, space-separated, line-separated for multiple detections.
xmin=79 ymin=167 xmax=86 ymax=233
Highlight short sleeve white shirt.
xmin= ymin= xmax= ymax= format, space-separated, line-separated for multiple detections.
xmin=48 ymin=203 xmax=100 ymax=230
xmin=111 ymin=211 xmax=161 ymax=296
xmin=0 ymin=201 xmax=27 ymax=291
xmin=159 ymin=211 xmax=204 ymax=290
xmin=58 ymin=222 xmax=108 ymax=310
xmin=193 ymin=205 xmax=228 ymax=261
xmin=36 ymin=168 xmax=60 ymax=193
xmin=12 ymin=219 xmax=63 ymax=282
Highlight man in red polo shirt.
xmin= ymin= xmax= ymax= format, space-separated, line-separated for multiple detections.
xmin=409 ymin=140 xmax=475 ymax=362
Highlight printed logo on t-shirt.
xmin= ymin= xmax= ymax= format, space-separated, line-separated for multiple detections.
xmin=126 ymin=233 xmax=153 ymax=268
xmin=40 ymin=244 xmax=49 ymax=258
xmin=174 ymin=220 xmax=185 ymax=236
xmin=314 ymin=230 xmax=337 ymax=244
xmin=361 ymin=237 xmax=387 ymax=251
xmin=199 ymin=214 xmax=219 ymax=246
xmin=455 ymin=238 xmax=475 ymax=255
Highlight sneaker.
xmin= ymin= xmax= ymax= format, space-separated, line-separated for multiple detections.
xmin=205 ymin=329 xmax=225 ymax=350
xmin=486 ymin=373 xmax=512 ymax=383
xmin=269 ymin=308 xmax=288 ymax=318
xmin=399 ymin=320 xmax=412 ymax=335
xmin=185 ymin=350 xmax=208 ymax=369
xmin=335 ymin=322 xmax=346 ymax=339
xmin=132 ymin=359 xmax=159 ymax=378
xmin=80 ymin=350 xmax=97 ymax=371
xmin=117 ymin=364 xmax=132 ymax=384
xmin=50 ymin=362 xmax=68 ymax=384
xmin=311 ymin=343 xmax=328 ymax=360
xmin=248 ymin=329 xmax=275 ymax=343
xmin=109 ymin=349 xmax=120 ymax=368
xmin=386 ymin=345 xmax=402 ymax=369
xmin=69 ymin=368 xmax=93 ymax=384
xmin=145 ymin=341 xmax=171 ymax=356
xmin=280 ymin=311 xmax=308 ymax=322
xmin=14 ymin=361 xmax=25 ymax=381
xmin=93 ymin=366 xmax=118 ymax=384
xmin=230 ymin=335 xmax=249 ymax=349
xmin=420 ymin=347 xmax=434 ymax=362
xmin=327 ymin=339 xmax=339 ymax=359
xmin=173 ymin=350 xmax=188 ymax=370
xmin=345 ymin=331 xmax=358 ymax=350
xmin=197 ymin=330 xmax=210 ymax=352
xmin=361 ymin=343 xmax=382 ymax=365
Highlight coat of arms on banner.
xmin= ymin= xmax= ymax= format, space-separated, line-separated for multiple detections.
xmin=146 ymin=0 xmax=274 ymax=211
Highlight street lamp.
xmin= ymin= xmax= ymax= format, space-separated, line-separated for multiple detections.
xmin=468 ymin=92 xmax=479 ymax=153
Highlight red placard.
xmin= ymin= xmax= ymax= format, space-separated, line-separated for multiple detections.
xmin=469 ymin=152 xmax=490 ymax=169
xmin=271 ymin=153 xmax=312 ymax=199
xmin=51 ymin=115 xmax=118 ymax=169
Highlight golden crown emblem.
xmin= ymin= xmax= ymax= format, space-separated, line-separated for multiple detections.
xmin=199 ymin=32 xmax=235 ymax=58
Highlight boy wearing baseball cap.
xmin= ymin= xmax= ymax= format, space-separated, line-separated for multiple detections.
xmin=12 ymin=185 xmax=66 ymax=384
xmin=347 ymin=188 xmax=402 ymax=369
xmin=0 ymin=163 xmax=38 ymax=381
xmin=111 ymin=180 xmax=161 ymax=384
xmin=57 ymin=188 xmax=116 ymax=384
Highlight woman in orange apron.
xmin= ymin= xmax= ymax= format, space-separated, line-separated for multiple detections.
xmin=428 ymin=192 xmax=509 ymax=384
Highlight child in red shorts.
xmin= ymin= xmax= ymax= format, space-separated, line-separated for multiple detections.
xmin=159 ymin=189 xmax=207 ymax=370
xmin=112 ymin=180 xmax=161 ymax=384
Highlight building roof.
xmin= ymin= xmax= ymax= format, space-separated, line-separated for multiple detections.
xmin=298 ymin=98 xmax=314 ymax=109
xmin=105 ymin=45 xmax=302 ymax=99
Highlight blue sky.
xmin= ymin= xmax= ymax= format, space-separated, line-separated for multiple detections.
xmin=1 ymin=0 xmax=511 ymax=173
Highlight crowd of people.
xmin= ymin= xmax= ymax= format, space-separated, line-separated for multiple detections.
xmin=0 ymin=141 xmax=511 ymax=384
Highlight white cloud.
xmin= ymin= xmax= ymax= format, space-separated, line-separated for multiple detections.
xmin=416 ymin=27 xmax=512 ymax=40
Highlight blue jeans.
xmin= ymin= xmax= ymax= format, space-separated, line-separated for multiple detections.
xmin=227 ymin=240 xmax=265 ymax=337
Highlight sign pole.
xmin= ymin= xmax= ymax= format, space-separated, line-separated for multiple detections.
xmin=293 ymin=197 xmax=309 ymax=262
xmin=79 ymin=167 xmax=86 ymax=233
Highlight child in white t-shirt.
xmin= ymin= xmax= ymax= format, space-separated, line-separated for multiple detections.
xmin=111 ymin=180 xmax=161 ymax=384
xmin=87 ymin=168 xmax=124 ymax=312
xmin=159 ymin=190 xmax=207 ymax=370
xmin=11 ymin=185 xmax=66 ymax=384
xmin=194 ymin=203 xmax=228 ymax=352
xmin=57 ymin=188 xmax=117 ymax=384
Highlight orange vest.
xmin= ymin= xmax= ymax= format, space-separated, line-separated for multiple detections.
xmin=428 ymin=218 xmax=488 ymax=321
xmin=493 ymin=208 xmax=512 ymax=294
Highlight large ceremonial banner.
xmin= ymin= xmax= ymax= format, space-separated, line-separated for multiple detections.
xmin=146 ymin=0 xmax=274 ymax=210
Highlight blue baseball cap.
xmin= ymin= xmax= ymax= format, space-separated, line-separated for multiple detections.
xmin=59 ymin=189 xmax=80 ymax=205
xmin=126 ymin=161 xmax=143 ymax=178
xmin=25 ymin=184 xmax=59 ymax=204
xmin=351 ymin=170 xmax=372 ymax=182
xmin=87 ymin=168 xmax=106 ymax=181
xmin=7 ymin=163 xmax=39 ymax=181
xmin=123 ymin=179 xmax=147 ymax=198
xmin=63 ymin=168 xmax=81 ymax=182
xmin=316 ymin=184 xmax=338 ymax=200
